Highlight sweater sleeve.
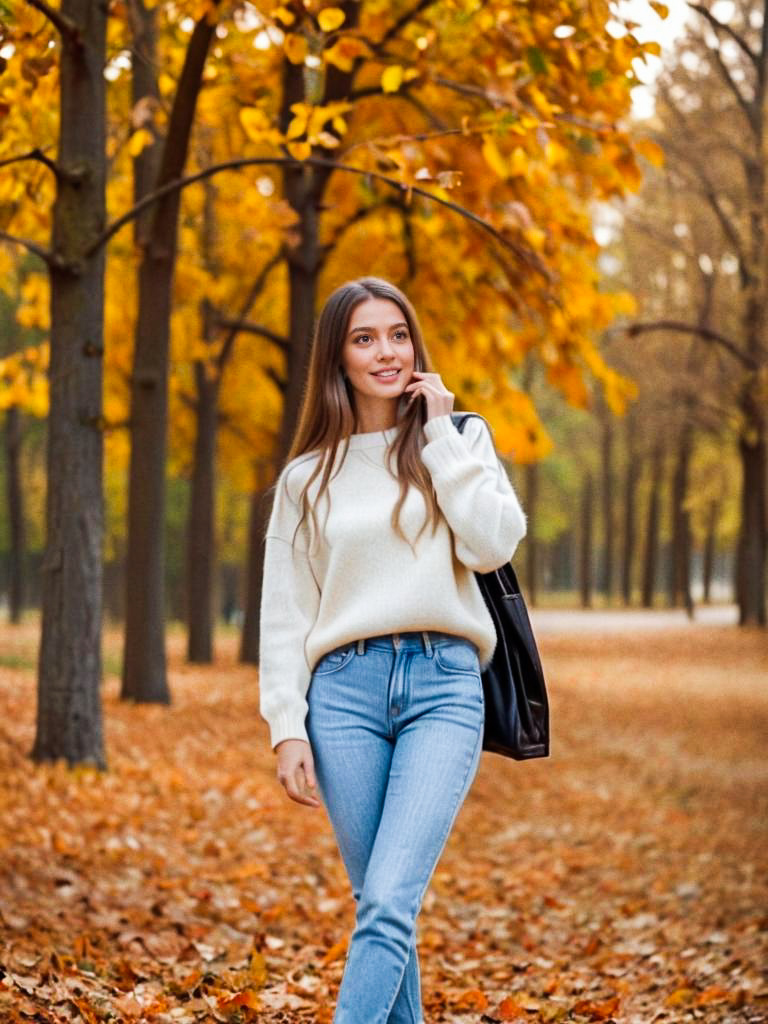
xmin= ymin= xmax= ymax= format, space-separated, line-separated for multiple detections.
xmin=420 ymin=413 xmax=527 ymax=573
xmin=258 ymin=471 xmax=321 ymax=749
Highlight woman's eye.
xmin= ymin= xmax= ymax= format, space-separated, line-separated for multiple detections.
xmin=354 ymin=334 xmax=371 ymax=344
xmin=394 ymin=330 xmax=409 ymax=341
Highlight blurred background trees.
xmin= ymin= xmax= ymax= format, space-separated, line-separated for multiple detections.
xmin=0 ymin=0 xmax=765 ymax=767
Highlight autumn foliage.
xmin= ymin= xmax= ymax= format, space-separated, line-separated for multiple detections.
xmin=0 ymin=619 xmax=766 ymax=1022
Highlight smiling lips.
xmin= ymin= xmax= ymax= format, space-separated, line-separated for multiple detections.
xmin=371 ymin=368 xmax=400 ymax=379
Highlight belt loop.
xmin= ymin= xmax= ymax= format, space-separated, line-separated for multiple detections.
xmin=357 ymin=638 xmax=365 ymax=655
xmin=393 ymin=633 xmax=402 ymax=651
xmin=422 ymin=630 xmax=433 ymax=657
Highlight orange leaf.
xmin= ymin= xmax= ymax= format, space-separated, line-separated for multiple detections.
xmin=321 ymin=934 xmax=348 ymax=965
xmin=498 ymin=995 xmax=527 ymax=1020
xmin=454 ymin=988 xmax=488 ymax=1011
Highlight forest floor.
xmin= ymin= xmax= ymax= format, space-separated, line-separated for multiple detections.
xmin=0 ymin=617 xmax=766 ymax=1024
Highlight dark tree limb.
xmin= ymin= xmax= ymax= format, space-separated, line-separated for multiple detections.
xmin=0 ymin=229 xmax=53 ymax=265
xmin=0 ymin=147 xmax=64 ymax=178
xmin=624 ymin=320 xmax=755 ymax=368
xmin=88 ymin=155 xmax=550 ymax=278
xmin=216 ymin=250 xmax=284 ymax=370
xmin=687 ymin=3 xmax=759 ymax=69
xmin=25 ymin=0 xmax=81 ymax=43
xmin=213 ymin=318 xmax=289 ymax=352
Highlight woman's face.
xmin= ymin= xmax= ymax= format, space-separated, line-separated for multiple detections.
xmin=341 ymin=297 xmax=416 ymax=408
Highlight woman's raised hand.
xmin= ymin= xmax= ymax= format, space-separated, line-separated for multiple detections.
xmin=404 ymin=370 xmax=454 ymax=421
xmin=275 ymin=738 xmax=321 ymax=808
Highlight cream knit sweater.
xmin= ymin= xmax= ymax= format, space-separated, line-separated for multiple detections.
xmin=258 ymin=413 xmax=527 ymax=749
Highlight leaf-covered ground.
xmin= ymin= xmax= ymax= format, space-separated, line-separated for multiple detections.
xmin=0 ymin=619 xmax=766 ymax=1024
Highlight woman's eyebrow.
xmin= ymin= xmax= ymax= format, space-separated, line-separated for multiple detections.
xmin=348 ymin=321 xmax=409 ymax=335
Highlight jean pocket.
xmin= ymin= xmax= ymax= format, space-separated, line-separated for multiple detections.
xmin=313 ymin=646 xmax=356 ymax=676
xmin=434 ymin=639 xmax=480 ymax=677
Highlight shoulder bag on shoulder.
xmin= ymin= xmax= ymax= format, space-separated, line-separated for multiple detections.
xmin=452 ymin=412 xmax=550 ymax=760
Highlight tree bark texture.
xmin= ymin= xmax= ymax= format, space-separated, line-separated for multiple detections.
xmin=579 ymin=472 xmax=593 ymax=609
xmin=4 ymin=405 xmax=25 ymax=623
xmin=600 ymin=417 xmax=614 ymax=601
xmin=621 ymin=416 xmax=640 ymax=606
xmin=240 ymin=484 xmax=270 ymax=664
xmin=641 ymin=447 xmax=664 ymax=609
xmin=669 ymin=424 xmax=694 ymax=616
xmin=702 ymin=499 xmax=719 ymax=604
xmin=32 ymin=0 xmax=107 ymax=767
xmin=186 ymin=360 xmax=218 ymax=663
xmin=121 ymin=8 xmax=219 ymax=701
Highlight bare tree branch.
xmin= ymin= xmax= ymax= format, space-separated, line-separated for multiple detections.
xmin=0 ymin=147 xmax=63 ymax=178
xmin=213 ymin=319 xmax=289 ymax=352
xmin=216 ymin=250 xmax=285 ymax=369
xmin=88 ymin=154 xmax=551 ymax=279
xmin=373 ymin=0 xmax=441 ymax=51
xmin=25 ymin=0 xmax=81 ymax=43
xmin=623 ymin=319 xmax=755 ymax=368
xmin=0 ymin=229 xmax=53 ymax=266
xmin=687 ymin=3 xmax=759 ymax=69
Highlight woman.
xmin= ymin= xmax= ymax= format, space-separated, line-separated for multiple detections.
xmin=259 ymin=277 xmax=526 ymax=1024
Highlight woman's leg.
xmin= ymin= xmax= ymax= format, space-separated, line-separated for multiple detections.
xmin=306 ymin=642 xmax=424 ymax=1024
xmin=331 ymin=634 xmax=485 ymax=1024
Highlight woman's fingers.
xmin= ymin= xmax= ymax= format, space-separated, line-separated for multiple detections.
xmin=277 ymin=745 xmax=320 ymax=807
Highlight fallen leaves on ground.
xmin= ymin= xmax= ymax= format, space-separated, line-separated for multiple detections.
xmin=0 ymin=620 xmax=766 ymax=1023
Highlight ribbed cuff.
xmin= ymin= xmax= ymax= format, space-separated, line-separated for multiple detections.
xmin=268 ymin=708 xmax=310 ymax=750
xmin=422 ymin=414 xmax=457 ymax=443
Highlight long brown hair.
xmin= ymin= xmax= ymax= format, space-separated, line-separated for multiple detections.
xmin=280 ymin=277 xmax=442 ymax=554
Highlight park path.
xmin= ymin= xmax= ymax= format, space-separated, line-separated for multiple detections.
xmin=0 ymin=618 xmax=766 ymax=1024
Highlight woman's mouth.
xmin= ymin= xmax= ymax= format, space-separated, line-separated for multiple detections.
xmin=371 ymin=368 xmax=401 ymax=381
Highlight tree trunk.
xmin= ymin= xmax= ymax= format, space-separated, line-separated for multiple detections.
xmin=641 ymin=446 xmax=663 ymax=609
xmin=186 ymin=361 xmax=218 ymax=662
xmin=240 ymin=483 xmax=270 ymax=664
xmin=240 ymin=3 xmax=361 ymax=664
xmin=32 ymin=0 xmax=107 ymax=767
xmin=702 ymin=499 xmax=719 ymax=604
xmin=4 ymin=405 xmax=25 ymax=623
xmin=736 ymin=425 xmax=767 ymax=625
xmin=621 ymin=415 xmax=640 ymax=606
xmin=600 ymin=416 xmax=614 ymax=602
xmin=524 ymin=460 xmax=538 ymax=605
xmin=669 ymin=423 xmax=694 ymax=616
xmin=121 ymin=8 xmax=219 ymax=702
xmin=579 ymin=472 xmax=593 ymax=609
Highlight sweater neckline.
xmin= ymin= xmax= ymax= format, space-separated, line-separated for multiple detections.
xmin=346 ymin=424 xmax=400 ymax=449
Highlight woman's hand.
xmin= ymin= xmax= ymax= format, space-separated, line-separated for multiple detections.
xmin=404 ymin=370 xmax=454 ymax=422
xmin=275 ymin=738 xmax=321 ymax=808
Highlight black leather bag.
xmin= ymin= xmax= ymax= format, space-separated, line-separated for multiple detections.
xmin=452 ymin=413 xmax=550 ymax=760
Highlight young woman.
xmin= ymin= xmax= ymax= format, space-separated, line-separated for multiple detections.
xmin=259 ymin=277 xmax=526 ymax=1024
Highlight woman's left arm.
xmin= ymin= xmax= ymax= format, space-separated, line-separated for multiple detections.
xmin=420 ymin=413 xmax=527 ymax=573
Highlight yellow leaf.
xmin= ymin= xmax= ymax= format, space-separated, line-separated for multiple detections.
xmin=381 ymin=65 xmax=404 ymax=93
xmin=323 ymin=37 xmax=370 ymax=72
xmin=317 ymin=6 xmax=345 ymax=31
xmin=634 ymin=137 xmax=664 ymax=167
xmin=510 ymin=147 xmax=528 ymax=177
xmin=481 ymin=136 xmax=508 ymax=179
xmin=286 ymin=112 xmax=308 ymax=139
xmin=287 ymin=140 xmax=311 ymax=161
xmin=239 ymin=107 xmax=270 ymax=141
xmin=650 ymin=1 xmax=669 ymax=16
xmin=273 ymin=5 xmax=295 ymax=25
xmin=284 ymin=33 xmax=308 ymax=64
xmin=642 ymin=40 xmax=662 ymax=56
xmin=128 ymin=128 xmax=153 ymax=157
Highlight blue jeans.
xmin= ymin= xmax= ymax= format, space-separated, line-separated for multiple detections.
xmin=306 ymin=630 xmax=485 ymax=1024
